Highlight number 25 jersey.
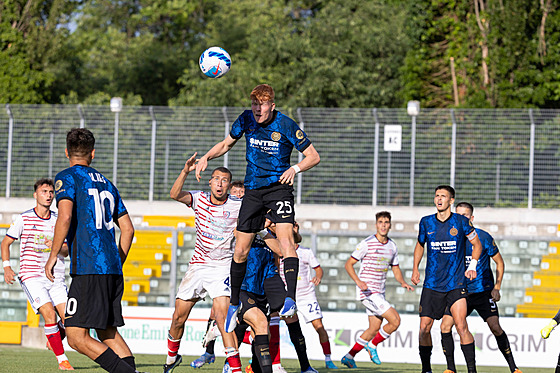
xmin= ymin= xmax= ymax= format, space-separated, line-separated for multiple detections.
xmin=55 ymin=164 xmax=128 ymax=276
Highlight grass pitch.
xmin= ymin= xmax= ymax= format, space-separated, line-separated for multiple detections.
xmin=0 ymin=346 xmax=553 ymax=373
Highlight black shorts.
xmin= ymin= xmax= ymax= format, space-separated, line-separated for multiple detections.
xmin=263 ymin=274 xmax=286 ymax=313
xmin=237 ymin=183 xmax=295 ymax=233
xmin=419 ymin=287 xmax=467 ymax=320
xmin=467 ymin=290 xmax=499 ymax=320
xmin=240 ymin=290 xmax=269 ymax=320
xmin=65 ymin=274 xmax=125 ymax=330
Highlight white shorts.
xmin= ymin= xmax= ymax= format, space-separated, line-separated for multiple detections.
xmin=176 ymin=264 xmax=230 ymax=301
xmin=361 ymin=293 xmax=392 ymax=317
xmin=296 ymin=293 xmax=323 ymax=323
xmin=20 ymin=276 xmax=68 ymax=314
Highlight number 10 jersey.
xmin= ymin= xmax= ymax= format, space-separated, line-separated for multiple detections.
xmin=55 ymin=164 xmax=128 ymax=276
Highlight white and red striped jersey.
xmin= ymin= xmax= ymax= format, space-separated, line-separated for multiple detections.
xmin=187 ymin=191 xmax=241 ymax=266
xmin=6 ymin=208 xmax=65 ymax=282
xmin=279 ymin=245 xmax=321 ymax=298
xmin=351 ymin=234 xmax=399 ymax=300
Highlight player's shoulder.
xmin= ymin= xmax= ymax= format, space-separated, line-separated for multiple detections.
xmin=227 ymin=194 xmax=243 ymax=203
xmin=475 ymin=227 xmax=493 ymax=241
xmin=297 ymin=245 xmax=312 ymax=252
xmin=362 ymin=234 xmax=379 ymax=243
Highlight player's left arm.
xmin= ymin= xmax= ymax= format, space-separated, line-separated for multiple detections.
xmin=46 ymin=199 xmax=73 ymax=282
xmin=311 ymin=266 xmax=323 ymax=286
xmin=115 ymin=213 xmax=135 ymax=264
xmin=465 ymin=232 xmax=482 ymax=280
xmin=490 ymin=252 xmax=505 ymax=302
xmin=279 ymin=144 xmax=320 ymax=185
xmin=391 ymin=265 xmax=414 ymax=291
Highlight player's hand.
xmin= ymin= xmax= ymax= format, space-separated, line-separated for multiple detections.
xmin=311 ymin=277 xmax=321 ymax=286
xmin=465 ymin=269 xmax=477 ymax=280
xmin=401 ymin=282 xmax=414 ymax=291
xmin=45 ymin=238 xmax=53 ymax=249
xmin=45 ymin=257 xmax=56 ymax=282
xmin=356 ymin=280 xmax=368 ymax=291
xmin=279 ymin=167 xmax=296 ymax=185
xmin=195 ymin=156 xmax=208 ymax=182
xmin=411 ymin=270 xmax=420 ymax=285
xmin=491 ymin=287 xmax=501 ymax=302
xmin=3 ymin=266 xmax=16 ymax=285
xmin=183 ymin=152 xmax=198 ymax=174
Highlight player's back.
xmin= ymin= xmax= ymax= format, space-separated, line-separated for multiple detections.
xmin=466 ymin=228 xmax=498 ymax=293
xmin=55 ymin=165 xmax=127 ymax=276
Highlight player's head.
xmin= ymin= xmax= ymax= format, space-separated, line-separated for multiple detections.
xmin=230 ymin=180 xmax=245 ymax=198
xmin=33 ymin=178 xmax=54 ymax=208
xmin=375 ymin=211 xmax=392 ymax=237
xmin=66 ymin=128 xmax=95 ymax=164
xmin=251 ymin=84 xmax=276 ymax=124
xmin=209 ymin=167 xmax=232 ymax=203
xmin=434 ymin=185 xmax=455 ymax=212
xmin=456 ymin=201 xmax=474 ymax=222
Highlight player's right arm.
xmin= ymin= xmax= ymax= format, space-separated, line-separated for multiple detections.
xmin=411 ymin=241 xmax=425 ymax=285
xmin=345 ymin=256 xmax=368 ymax=291
xmin=115 ymin=213 xmax=135 ymax=264
xmin=491 ymin=251 xmax=505 ymax=302
xmin=46 ymin=199 xmax=73 ymax=282
xmin=170 ymin=153 xmax=197 ymax=205
xmin=195 ymin=135 xmax=238 ymax=181
xmin=1 ymin=236 xmax=16 ymax=284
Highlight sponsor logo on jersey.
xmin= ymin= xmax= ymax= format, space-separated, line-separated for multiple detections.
xmin=271 ymin=132 xmax=281 ymax=141
xmin=450 ymin=227 xmax=458 ymax=236
xmin=55 ymin=180 xmax=63 ymax=191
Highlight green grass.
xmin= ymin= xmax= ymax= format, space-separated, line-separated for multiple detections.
xmin=0 ymin=346 xmax=554 ymax=373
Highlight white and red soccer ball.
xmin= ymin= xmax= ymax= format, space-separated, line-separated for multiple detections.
xmin=199 ymin=47 xmax=231 ymax=78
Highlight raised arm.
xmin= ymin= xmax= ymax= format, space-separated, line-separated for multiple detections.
xmin=279 ymin=144 xmax=320 ymax=186
xmin=490 ymin=252 xmax=505 ymax=302
xmin=195 ymin=135 xmax=238 ymax=181
xmin=411 ymin=241 xmax=425 ymax=285
xmin=1 ymin=236 xmax=16 ymax=284
xmin=45 ymin=199 xmax=73 ymax=282
xmin=170 ymin=153 xmax=197 ymax=205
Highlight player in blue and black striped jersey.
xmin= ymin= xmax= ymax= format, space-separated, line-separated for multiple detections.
xmin=45 ymin=128 xmax=137 ymax=373
xmin=440 ymin=202 xmax=522 ymax=373
xmin=411 ymin=185 xmax=482 ymax=373
xmin=195 ymin=84 xmax=320 ymax=333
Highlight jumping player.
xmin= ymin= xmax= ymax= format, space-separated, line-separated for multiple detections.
xmin=440 ymin=202 xmax=522 ymax=373
xmin=45 ymin=128 xmax=137 ymax=373
xmin=411 ymin=185 xmax=482 ymax=373
xmin=2 ymin=178 xmax=73 ymax=370
xmin=278 ymin=222 xmax=337 ymax=369
xmin=341 ymin=211 xmax=413 ymax=368
xmin=195 ymin=84 xmax=321 ymax=332
xmin=163 ymin=154 xmax=242 ymax=373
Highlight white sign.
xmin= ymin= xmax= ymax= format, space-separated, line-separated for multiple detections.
xmin=60 ymin=307 xmax=557 ymax=370
xmin=384 ymin=125 xmax=402 ymax=152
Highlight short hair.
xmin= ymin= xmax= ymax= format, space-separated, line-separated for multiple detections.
xmin=250 ymin=84 xmax=275 ymax=103
xmin=231 ymin=180 xmax=244 ymax=189
xmin=67 ymin=128 xmax=95 ymax=158
xmin=435 ymin=185 xmax=455 ymax=198
xmin=211 ymin=167 xmax=232 ymax=181
xmin=375 ymin=211 xmax=391 ymax=222
xmin=456 ymin=201 xmax=474 ymax=214
xmin=34 ymin=178 xmax=54 ymax=191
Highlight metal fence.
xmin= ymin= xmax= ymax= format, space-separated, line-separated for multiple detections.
xmin=1 ymin=105 xmax=559 ymax=207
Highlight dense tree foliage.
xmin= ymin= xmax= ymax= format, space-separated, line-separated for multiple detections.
xmin=1 ymin=0 xmax=559 ymax=108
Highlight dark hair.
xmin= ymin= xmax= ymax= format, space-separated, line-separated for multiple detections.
xmin=34 ymin=178 xmax=54 ymax=191
xmin=231 ymin=180 xmax=244 ymax=189
xmin=435 ymin=185 xmax=455 ymax=198
xmin=67 ymin=128 xmax=95 ymax=157
xmin=375 ymin=211 xmax=391 ymax=222
xmin=456 ymin=201 xmax=474 ymax=214
xmin=211 ymin=167 xmax=232 ymax=181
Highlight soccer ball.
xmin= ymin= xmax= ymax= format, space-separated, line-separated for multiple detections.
xmin=199 ymin=47 xmax=231 ymax=78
